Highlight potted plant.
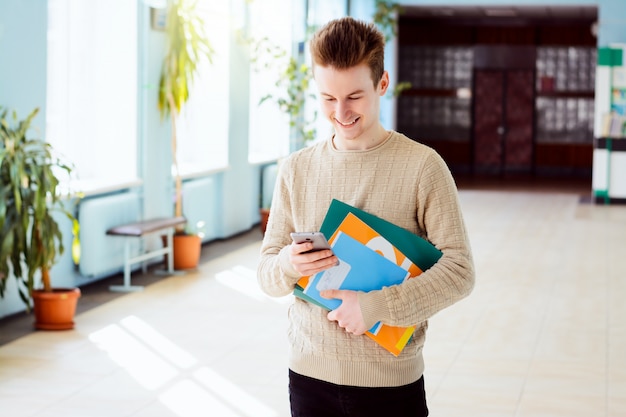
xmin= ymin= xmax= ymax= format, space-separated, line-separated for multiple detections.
xmin=259 ymin=205 xmax=271 ymax=235
xmin=157 ymin=0 xmax=214 ymax=268
xmin=170 ymin=220 xmax=206 ymax=270
xmin=0 ymin=106 xmax=80 ymax=330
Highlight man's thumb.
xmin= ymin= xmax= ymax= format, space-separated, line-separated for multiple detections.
xmin=320 ymin=289 xmax=339 ymax=299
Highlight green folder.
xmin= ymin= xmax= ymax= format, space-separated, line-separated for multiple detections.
xmin=321 ymin=199 xmax=441 ymax=270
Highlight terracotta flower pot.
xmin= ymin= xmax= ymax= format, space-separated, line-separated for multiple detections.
xmin=32 ymin=288 xmax=81 ymax=330
xmin=173 ymin=234 xmax=202 ymax=270
xmin=260 ymin=208 xmax=270 ymax=234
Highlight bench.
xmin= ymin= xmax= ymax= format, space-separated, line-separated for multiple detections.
xmin=106 ymin=216 xmax=187 ymax=292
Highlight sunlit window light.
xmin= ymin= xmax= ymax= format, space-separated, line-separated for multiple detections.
xmin=120 ymin=315 xmax=198 ymax=370
xmin=176 ymin=0 xmax=230 ymax=176
xmin=159 ymin=379 xmax=241 ymax=417
xmin=193 ymin=367 xmax=279 ymax=417
xmin=46 ymin=0 xmax=138 ymax=193
xmin=215 ymin=266 xmax=293 ymax=304
xmin=89 ymin=324 xmax=178 ymax=390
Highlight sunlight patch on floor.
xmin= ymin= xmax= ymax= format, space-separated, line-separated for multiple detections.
xmin=120 ymin=315 xmax=198 ymax=369
xmin=89 ymin=315 xmax=279 ymax=417
xmin=89 ymin=323 xmax=178 ymax=390
xmin=215 ymin=265 xmax=293 ymax=305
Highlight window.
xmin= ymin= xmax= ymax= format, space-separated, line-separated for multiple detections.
xmin=535 ymin=47 xmax=596 ymax=144
xmin=247 ymin=0 xmax=293 ymax=163
xmin=46 ymin=0 xmax=139 ymax=194
xmin=176 ymin=0 xmax=230 ymax=177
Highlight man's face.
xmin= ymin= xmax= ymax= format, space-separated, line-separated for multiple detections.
xmin=314 ymin=63 xmax=389 ymax=150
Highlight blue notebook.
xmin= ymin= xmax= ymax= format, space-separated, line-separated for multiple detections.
xmin=300 ymin=231 xmax=410 ymax=311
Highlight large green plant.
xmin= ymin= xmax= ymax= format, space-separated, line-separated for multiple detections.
xmin=0 ymin=107 xmax=75 ymax=308
xmin=158 ymin=0 xmax=214 ymax=224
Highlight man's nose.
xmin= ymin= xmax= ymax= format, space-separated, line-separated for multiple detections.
xmin=336 ymin=100 xmax=351 ymax=120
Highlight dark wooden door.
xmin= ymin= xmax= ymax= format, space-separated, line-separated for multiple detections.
xmin=473 ymin=69 xmax=534 ymax=174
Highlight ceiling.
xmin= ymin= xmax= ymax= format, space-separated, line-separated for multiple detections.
xmin=402 ymin=5 xmax=597 ymax=21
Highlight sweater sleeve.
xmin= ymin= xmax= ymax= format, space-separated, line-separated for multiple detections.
xmin=358 ymin=151 xmax=475 ymax=329
xmin=257 ymin=158 xmax=303 ymax=297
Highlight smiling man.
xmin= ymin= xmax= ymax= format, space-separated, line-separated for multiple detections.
xmin=257 ymin=17 xmax=475 ymax=417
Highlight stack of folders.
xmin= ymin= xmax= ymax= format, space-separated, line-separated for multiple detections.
xmin=293 ymin=199 xmax=442 ymax=356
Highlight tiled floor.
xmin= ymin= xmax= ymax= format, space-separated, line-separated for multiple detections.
xmin=1 ymin=180 xmax=625 ymax=417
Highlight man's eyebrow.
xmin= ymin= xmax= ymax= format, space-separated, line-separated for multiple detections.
xmin=320 ymin=90 xmax=365 ymax=97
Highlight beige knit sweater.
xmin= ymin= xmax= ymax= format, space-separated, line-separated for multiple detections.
xmin=258 ymin=131 xmax=474 ymax=388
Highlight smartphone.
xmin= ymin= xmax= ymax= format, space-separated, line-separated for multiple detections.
xmin=290 ymin=232 xmax=332 ymax=253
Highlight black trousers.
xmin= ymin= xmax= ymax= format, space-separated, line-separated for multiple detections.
xmin=289 ymin=370 xmax=429 ymax=417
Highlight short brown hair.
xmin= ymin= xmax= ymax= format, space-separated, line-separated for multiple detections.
xmin=309 ymin=17 xmax=385 ymax=87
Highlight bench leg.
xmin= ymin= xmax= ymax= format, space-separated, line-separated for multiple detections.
xmin=110 ymin=239 xmax=144 ymax=292
xmin=154 ymin=229 xmax=186 ymax=278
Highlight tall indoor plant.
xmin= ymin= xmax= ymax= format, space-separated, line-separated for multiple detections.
xmin=157 ymin=0 xmax=213 ymax=268
xmin=0 ymin=106 xmax=80 ymax=329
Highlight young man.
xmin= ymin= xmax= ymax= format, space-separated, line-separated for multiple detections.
xmin=257 ymin=17 xmax=474 ymax=417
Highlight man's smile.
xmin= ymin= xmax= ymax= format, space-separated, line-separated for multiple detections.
xmin=336 ymin=117 xmax=360 ymax=127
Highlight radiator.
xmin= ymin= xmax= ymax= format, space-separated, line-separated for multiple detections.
xmin=181 ymin=177 xmax=218 ymax=242
xmin=78 ymin=192 xmax=141 ymax=277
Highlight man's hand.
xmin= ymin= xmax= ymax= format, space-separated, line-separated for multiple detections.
xmin=321 ymin=289 xmax=367 ymax=335
xmin=289 ymin=241 xmax=338 ymax=277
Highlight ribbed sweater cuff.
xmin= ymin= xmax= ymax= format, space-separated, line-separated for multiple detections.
xmin=358 ymin=290 xmax=391 ymax=330
xmin=278 ymin=246 xmax=301 ymax=281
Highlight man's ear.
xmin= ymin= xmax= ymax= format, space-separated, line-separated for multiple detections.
xmin=378 ymin=71 xmax=390 ymax=96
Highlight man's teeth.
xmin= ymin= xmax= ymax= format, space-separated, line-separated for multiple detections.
xmin=338 ymin=118 xmax=357 ymax=126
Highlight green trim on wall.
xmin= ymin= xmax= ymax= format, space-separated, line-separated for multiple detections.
xmin=598 ymin=47 xmax=623 ymax=66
